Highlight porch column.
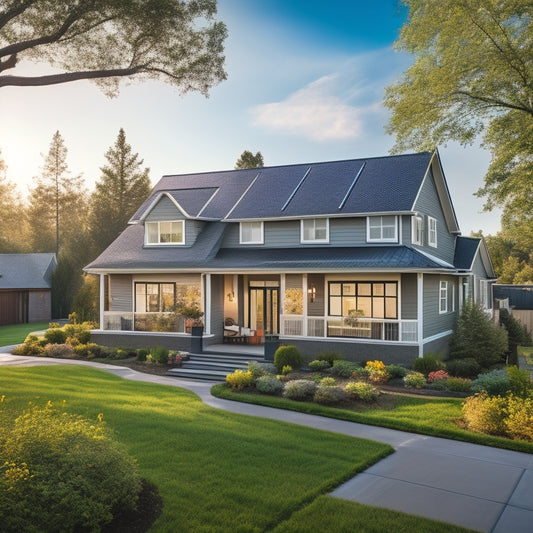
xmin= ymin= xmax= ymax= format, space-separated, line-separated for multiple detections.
xmin=302 ymin=274 xmax=308 ymax=337
xmin=99 ymin=274 xmax=105 ymax=330
xmin=205 ymin=273 xmax=211 ymax=335
xmin=417 ymin=273 xmax=424 ymax=358
xmin=280 ymin=273 xmax=286 ymax=336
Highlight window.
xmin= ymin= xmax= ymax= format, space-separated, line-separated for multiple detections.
xmin=301 ymin=218 xmax=329 ymax=243
xmin=145 ymin=221 xmax=184 ymax=245
xmin=428 ymin=217 xmax=437 ymax=247
xmin=367 ymin=216 xmax=398 ymax=242
xmin=412 ymin=215 xmax=424 ymax=245
xmin=135 ymin=283 xmax=175 ymax=312
xmin=240 ymin=221 xmax=263 ymax=244
xmin=328 ymin=281 xmax=398 ymax=319
xmin=439 ymin=281 xmax=448 ymax=314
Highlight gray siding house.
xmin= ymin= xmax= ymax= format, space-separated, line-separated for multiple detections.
xmin=85 ymin=150 xmax=495 ymax=363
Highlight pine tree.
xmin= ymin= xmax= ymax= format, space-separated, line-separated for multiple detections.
xmin=89 ymin=128 xmax=151 ymax=255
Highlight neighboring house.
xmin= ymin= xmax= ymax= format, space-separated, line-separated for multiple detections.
xmin=84 ymin=150 xmax=495 ymax=363
xmin=0 ymin=253 xmax=57 ymax=326
xmin=493 ymin=284 xmax=533 ymax=334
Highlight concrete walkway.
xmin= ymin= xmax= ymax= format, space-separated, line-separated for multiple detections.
xmin=1 ymin=350 xmax=533 ymax=532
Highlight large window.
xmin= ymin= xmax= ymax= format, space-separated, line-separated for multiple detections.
xmin=367 ymin=216 xmax=398 ymax=242
xmin=328 ymin=281 xmax=398 ymax=319
xmin=301 ymin=218 xmax=329 ymax=243
xmin=135 ymin=283 xmax=175 ymax=312
xmin=240 ymin=221 xmax=264 ymax=244
xmin=145 ymin=221 xmax=184 ymax=245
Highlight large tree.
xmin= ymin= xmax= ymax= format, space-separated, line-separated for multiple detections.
xmin=384 ymin=0 xmax=533 ymax=217
xmin=89 ymin=128 xmax=151 ymax=255
xmin=235 ymin=150 xmax=264 ymax=170
xmin=0 ymin=0 xmax=227 ymax=96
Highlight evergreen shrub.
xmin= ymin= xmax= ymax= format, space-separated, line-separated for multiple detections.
xmin=330 ymin=360 xmax=360 ymax=378
xmin=412 ymin=353 xmax=444 ymax=375
xmin=273 ymin=345 xmax=304 ymax=373
xmin=256 ymin=375 xmax=284 ymax=395
xmin=445 ymin=358 xmax=481 ymax=379
xmin=314 ymin=385 xmax=349 ymax=405
xmin=345 ymin=381 xmax=379 ymax=402
xmin=283 ymin=380 xmax=317 ymax=401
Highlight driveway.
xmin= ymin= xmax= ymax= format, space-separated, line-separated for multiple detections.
xmin=1 ymin=350 xmax=532 ymax=532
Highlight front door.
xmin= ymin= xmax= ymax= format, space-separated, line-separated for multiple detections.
xmin=249 ymin=287 xmax=279 ymax=334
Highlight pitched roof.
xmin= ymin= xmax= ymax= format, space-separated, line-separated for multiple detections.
xmin=0 ymin=253 xmax=56 ymax=289
xmin=454 ymin=236 xmax=481 ymax=270
xmin=130 ymin=152 xmax=434 ymax=222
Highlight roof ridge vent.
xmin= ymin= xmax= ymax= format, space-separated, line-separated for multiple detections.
xmin=281 ymin=167 xmax=312 ymax=211
xmin=338 ymin=162 xmax=366 ymax=210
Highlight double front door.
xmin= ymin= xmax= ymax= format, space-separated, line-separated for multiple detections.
xmin=249 ymin=286 xmax=279 ymax=335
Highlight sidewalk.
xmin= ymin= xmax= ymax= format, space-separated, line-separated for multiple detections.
xmin=1 ymin=351 xmax=533 ymax=532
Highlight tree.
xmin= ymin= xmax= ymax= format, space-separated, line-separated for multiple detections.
xmin=0 ymin=0 xmax=227 ymax=96
xmin=235 ymin=150 xmax=264 ymax=170
xmin=89 ymin=128 xmax=151 ymax=255
xmin=385 ymin=1 xmax=533 ymax=217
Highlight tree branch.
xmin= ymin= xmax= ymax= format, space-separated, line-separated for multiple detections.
xmin=0 ymin=54 xmax=17 ymax=73
xmin=0 ymin=0 xmax=38 ymax=31
xmin=0 ymin=66 xmax=144 ymax=88
xmin=453 ymin=90 xmax=533 ymax=117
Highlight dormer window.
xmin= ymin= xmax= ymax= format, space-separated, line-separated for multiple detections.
xmin=145 ymin=221 xmax=184 ymax=245
xmin=240 ymin=221 xmax=264 ymax=244
xmin=367 ymin=216 xmax=398 ymax=243
xmin=301 ymin=218 xmax=329 ymax=243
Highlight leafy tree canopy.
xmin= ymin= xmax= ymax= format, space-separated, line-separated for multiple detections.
xmin=385 ymin=0 xmax=533 ymax=216
xmin=0 ymin=0 xmax=227 ymax=96
xmin=235 ymin=150 xmax=264 ymax=170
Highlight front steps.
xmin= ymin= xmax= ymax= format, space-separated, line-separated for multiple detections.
xmin=166 ymin=349 xmax=265 ymax=382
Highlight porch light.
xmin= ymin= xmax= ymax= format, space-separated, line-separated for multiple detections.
xmin=308 ymin=285 xmax=316 ymax=303
xmin=227 ymin=291 xmax=234 ymax=302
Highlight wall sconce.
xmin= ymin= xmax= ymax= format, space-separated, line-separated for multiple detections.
xmin=227 ymin=291 xmax=234 ymax=302
xmin=308 ymin=285 xmax=316 ymax=303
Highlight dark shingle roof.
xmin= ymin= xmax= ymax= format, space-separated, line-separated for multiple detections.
xmin=454 ymin=236 xmax=481 ymax=270
xmin=0 ymin=254 xmax=56 ymax=289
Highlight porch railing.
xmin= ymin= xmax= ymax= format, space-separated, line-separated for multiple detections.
xmin=280 ymin=315 xmax=418 ymax=342
xmin=102 ymin=312 xmax=187 ymax=333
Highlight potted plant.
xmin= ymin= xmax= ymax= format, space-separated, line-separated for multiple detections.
xmin=176 ymin=305 xmax=204 ymax=352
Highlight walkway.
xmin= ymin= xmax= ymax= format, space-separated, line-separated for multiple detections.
xmin=1 ymin=349 xmax=532 ymax=533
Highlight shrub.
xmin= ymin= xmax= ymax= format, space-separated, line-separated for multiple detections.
xmin=352 ymin=366 xmax=371 ymax=381
xmin=462 ymin=392 xmax=508 ymax=436
xmin=308 ymin=359 xmax=331 ymax=372
xmin=225 ymin=370 xmax=255 ymax=390
xmin=274 ymin=345 xmax=304 ymax=373
xmin=12 ymin=335 xmax=45 ymax=356
xmin=0 ymin=401 xmax=141 ymax=533
xmin=136 ymin=348 xmax=149 ymax=362
xmin=506 ymin=365 xmax=532 ymax=398
xmin=449 ymin=300 xmax=508 ymax=369
xmin=345 ymin=381 xmax=380 ymax=402
xmin=314 ymin=386 xmax=349 ymax=405
xmin=283 ymin=380 xmax=317 ymax=401
xmin=256 ymin=375 xmax=284 ymax=395
xmin=248 ymin=360 xmax=268 ymax=380
xmin=386 ymin=364 xmax=408 ymax=379
xmin=114 ymin=348 xmax=130 ymax=360
xmin=445 ymin=377 xmax=472 ymax=393
xmin=365 ymin=360 xmax=390 ymax=383
xmin=504 ymin=395 xmax=533 ymax=441
xmin=317 ymin=351 xmax=346 ymax=365
xmin=44 ymin=343 xmax=76 ymax=359
xmin=330 ymin=360 xmax=360 ymax=378
xmin=319 ymin=377 xmax=336 ymax=387
xmin=471 ymin=369 xmax=510 ymax=396
xmin=445 ymin=358 xmax=481 ymax=379
xmin=72 ymin=343 xmax=102 ymax=358
xmin=63 ymin=323 xmax=92 ymax=345
xmin=500 ymin=308 xmax=531 ymax=365
xmin=403 ymin=372 xmax=426 ymax=389
xmin=44 ymin=327 xmax=68 ymax=345
xmin=149 ymin=346 xmax=169 ymax=365
xmin=257 ymin=362 xmax=277 ymax=374
xmin=281 ymin=365 xmax=293 ymax=376
xmin=428 ymin=370 xmax=449 ymax=383
xmin=412 ymin=353 xmax=444 ymax=376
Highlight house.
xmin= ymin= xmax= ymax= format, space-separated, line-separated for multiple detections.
xmin=493 ymin=284 xmax=533 ymax=334
xmin=84 ymin=150 xmax=495 ymax=363
xmin=0 ymin=253 xmax=57 ymax=326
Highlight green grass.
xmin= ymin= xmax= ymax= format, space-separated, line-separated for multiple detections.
xmin=519 ymin=345 xmax=533 ymax=365
xmin=272 ymin=496 xmax=476 ymax=533
xmin=212 ymin=385 xmax=533 ymax=454
xmin=0 ymin=322 xmax=50 ymax=346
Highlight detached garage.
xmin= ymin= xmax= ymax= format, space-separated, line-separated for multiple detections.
xmin=0 ymin=254 xmax=57 ymax=326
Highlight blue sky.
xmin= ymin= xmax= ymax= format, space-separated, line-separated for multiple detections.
xmin=0 ymin=0 xmax=500 ymax=234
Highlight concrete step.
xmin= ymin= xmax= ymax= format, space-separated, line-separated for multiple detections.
xmin=166 ymin=367 xmax=230 ymax=381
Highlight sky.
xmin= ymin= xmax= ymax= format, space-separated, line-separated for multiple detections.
xmin=0 ymin=0 xmax=501 ymax=235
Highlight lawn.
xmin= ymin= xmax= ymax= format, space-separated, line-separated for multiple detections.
xmin=519 ymin=345 xmax=533 ymax=365
xmin=212 ymin=385 xmax=533 ymax=454
xmin=0 ymin=365 xmax=476 ymax=533
xmin=0 ymin=322 xmax=50 ymax=346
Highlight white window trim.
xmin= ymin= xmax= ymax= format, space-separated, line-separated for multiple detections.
xmin=239 ymin=221 xmax=264 ymax=244
xmin=412 ymin=215 xmax=424 ymax=246
xmin=145 ymin=220 xmax=185 ymax=245
xmin=428 ymin=216 xmax=437 ymax=248
xmin=300 ymin=218 xmax=329 ymax=243
xmin=366 ymin=216 xmax=398 ymax=243
xmin=439 ymin=280 xmax=448 ymax=314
